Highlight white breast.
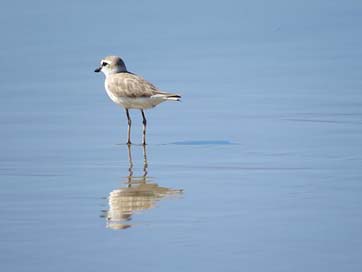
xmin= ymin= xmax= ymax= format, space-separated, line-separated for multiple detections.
xmin=104 ymin=82 xmax=119 ymax=103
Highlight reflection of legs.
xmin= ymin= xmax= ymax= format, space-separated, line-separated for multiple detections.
xmin=142 ymin=144 xmax=148 ymax=178
xmin=141 ymin=109 xmax=147 ymax=145
xmin=127 ymin=144 xmax=133 ymax=186
xmin=125 ymin=109 xmax=131 ymax=145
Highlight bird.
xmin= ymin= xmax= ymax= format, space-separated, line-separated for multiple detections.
xmin=94 ymin=55 xmax=181 ymax=145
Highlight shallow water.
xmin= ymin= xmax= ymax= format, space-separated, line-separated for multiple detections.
xmin=1 ymin=0 xmax=362 ymax=271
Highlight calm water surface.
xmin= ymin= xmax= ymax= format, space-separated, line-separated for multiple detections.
xmin=1 ymin=0 xmax=362 ymax=271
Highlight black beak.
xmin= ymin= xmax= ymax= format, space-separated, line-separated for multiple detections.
xmin=94 ymin=67 xmax=102 ymax=73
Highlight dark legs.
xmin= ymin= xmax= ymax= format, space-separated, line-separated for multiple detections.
xmin=125 ymin=109 xmax=147 ymax=145
xmin=141 ymin=109 xmax=147 ymax=145
xmin=125 ymin=109 xmax=131 ymax=145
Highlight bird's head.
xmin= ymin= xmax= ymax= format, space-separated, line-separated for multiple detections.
xmin=94 ymin=56 xmax=127 ymax=76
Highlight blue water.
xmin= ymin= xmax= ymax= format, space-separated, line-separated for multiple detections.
xmin=1 ymin=0 xmax=362 ymax=271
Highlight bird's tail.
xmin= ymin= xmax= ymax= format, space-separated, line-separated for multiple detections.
xmin=165 ymin=93 xmax=181 ymax=101
xmin=156 ymin=91 xmax=181 ymax=101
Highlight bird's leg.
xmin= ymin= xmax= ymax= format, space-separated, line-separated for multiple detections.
xmin=141 ymin=109 xmax=147 ymax=145
xmin=125 ymin=109 xmax=132 ymax=145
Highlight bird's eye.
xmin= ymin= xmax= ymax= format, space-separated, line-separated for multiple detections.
xmin=102 ymin=62 xmax=108 ymax=66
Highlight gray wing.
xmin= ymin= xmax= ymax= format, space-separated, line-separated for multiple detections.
xmin=106 ymin=73 xmax=160 ymax=98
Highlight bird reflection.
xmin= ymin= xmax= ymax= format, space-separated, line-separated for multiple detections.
xmin=104 ymin=145 xmax=182 ymax=230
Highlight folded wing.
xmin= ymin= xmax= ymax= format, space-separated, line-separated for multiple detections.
xmin=106 ymin=73 xmax=181 ymax=100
